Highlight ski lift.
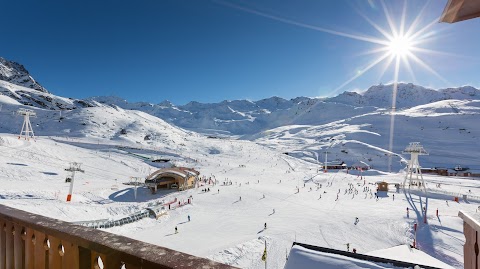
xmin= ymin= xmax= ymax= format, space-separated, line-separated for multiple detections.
xmin=65 ymin=177 xmax=72 ymax=183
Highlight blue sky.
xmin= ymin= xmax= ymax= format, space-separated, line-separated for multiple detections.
xmin=2 ymin=0 xmax=480 ymax=104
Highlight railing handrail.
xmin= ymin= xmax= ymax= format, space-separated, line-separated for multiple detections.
xmin=0 ymin=204 xmax=237 ymax=268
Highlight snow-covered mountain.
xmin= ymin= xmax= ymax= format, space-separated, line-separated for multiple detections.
xmin=88 ymin=82 xmax=480 ymax=136
xmin=0 ymin=57 xmax=48 ymax=93
xmin=330 ymin=83 xmax=480 ymax=108
xmin=1 ymin=56 xmax=479 ymax=172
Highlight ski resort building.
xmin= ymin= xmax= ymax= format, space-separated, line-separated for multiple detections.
xmin=376 ymin=181 xmax=389 ymax=192
xmin=145 ymin=167 xmax=199 ymax=193
xmin=285 ymin=242 xmax=452 ymax=269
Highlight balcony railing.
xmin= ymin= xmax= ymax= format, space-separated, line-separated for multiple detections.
xmin=0 ymin=204 xmax=237 ymax=269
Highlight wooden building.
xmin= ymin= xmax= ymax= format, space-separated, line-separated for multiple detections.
xmin=145 ymin=167 xmax=199 ymax=193
xmin=377 ymin=182 xmax=389 ymax=192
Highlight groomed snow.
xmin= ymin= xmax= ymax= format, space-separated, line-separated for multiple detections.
xmin=0 ymin=132 xmax=473 ymax=268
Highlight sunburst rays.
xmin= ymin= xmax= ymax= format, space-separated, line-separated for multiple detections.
xmin=214 ymin=0 xmax=453 ymax=171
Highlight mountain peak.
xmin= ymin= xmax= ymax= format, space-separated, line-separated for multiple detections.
xmin=0 ymin=57 xmax=48 ymax=93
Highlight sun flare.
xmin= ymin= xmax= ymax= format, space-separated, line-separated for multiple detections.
xmin=387 ymin=35 xmax=412 ymax=57
xmin=387 ymin=36 xmax=413 ymax=57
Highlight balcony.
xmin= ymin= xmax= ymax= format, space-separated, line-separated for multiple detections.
xmin=0 ymin=204 xmax=237 ymax=269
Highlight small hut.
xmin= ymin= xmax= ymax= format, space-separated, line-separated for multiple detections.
xmin=377 ymin=181 xmax=389 ymax=192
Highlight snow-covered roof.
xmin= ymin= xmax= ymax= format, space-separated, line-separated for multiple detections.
xmin=367 ymin=245 xmax=454 ymax=269
xmin=285 ymin=244 xmax=452 ymax=269
xmin=146 ymin=167 xmax=199 ymax=181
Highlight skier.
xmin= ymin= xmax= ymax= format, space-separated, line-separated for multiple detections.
xmin=393 ymin=194 xmax=395 ymax=201
xmin=188 ymin=215 xmax=190 ymax=222
xmin=175 ymin=226 xmax=178 ymax=234
xmin=264 ymin=222 xmax=267 ymax=229
xmin=218 ymin=189 xmax=219 ymax=194
xmin=346 ymin=243 xmax=350 ymax=252
xmin=240 ymin=196 xmax=241 ymax=201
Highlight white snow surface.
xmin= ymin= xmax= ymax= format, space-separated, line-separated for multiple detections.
xmin=0 ymin=131 xmax=474 ymax=268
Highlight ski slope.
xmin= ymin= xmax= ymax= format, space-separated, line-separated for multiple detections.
xmin=0 ymin=133 xmax=475 ymax=268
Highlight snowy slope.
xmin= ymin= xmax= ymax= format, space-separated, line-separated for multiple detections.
xmin=0 ymin=132 xmax=473 ymax=269
xmin=0 ymin=80 xmax=93 ymax=109
xmin=253 ymin=99 xmax=480 ymax=172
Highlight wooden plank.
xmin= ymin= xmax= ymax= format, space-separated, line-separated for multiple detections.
xmin=25 ymin=228 xmax=35 ymax=269
xmin=13 ymin=224 xmax=25 ymax=269
xmin=91 ymin=251 xmax=121 ymax=269
xmin=48 ymin=237 xmax=62 ymax=269
xmin=124 ymin=263 xmax=141 ymax=269
xmin=5 ymin=222 xmax=13 ymax=269
xmin=62 ymin=241 xmax=79 ymax=269
xmin=34 ymin=232 xmax=47 ymax=269
xmin=0 ymin=219 xmax=5 ymax=269
xmin=78 ymin=246 xmax=91 ymax=269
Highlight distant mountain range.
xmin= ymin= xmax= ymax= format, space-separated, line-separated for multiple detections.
xmin=1 ymin=56 xmax=479 ymax=171
xmin=1 ymin=56 xmax=479 ymax=136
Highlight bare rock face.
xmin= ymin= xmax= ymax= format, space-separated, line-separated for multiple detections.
xmin=0 ymin=57 xmax=48 ymax=93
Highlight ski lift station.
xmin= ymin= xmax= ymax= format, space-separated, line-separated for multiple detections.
xmin=145 ymin=167 xmax=199 ymax=193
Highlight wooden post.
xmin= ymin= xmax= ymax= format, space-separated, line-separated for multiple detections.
xmin=5 ymin=222 xmax=13 ymax=269
xmin=34 ymin=232 xmax=47 ymax=269
xmin=62 ymin=241 xmax=79 ymax=269
xmin=91 ymin=251 xmax=122 ymax=269
xmin=13 ymin=224 xmax=24 ymax=269
xmin=25 ymin=228 xmax=35 ymax=269
xmin=0 ymin=219 xmax=6 ymax=269
xmin=48 ymin=236 xmax=62 ymax=269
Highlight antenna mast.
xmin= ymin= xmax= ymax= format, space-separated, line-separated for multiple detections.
xmin=402 ymin=142 xmax=428 ymax=192
xmin=16 ymin=108 xmax=36 ymax=140
xmin=65 ymin=162 xmax=85 ymax=202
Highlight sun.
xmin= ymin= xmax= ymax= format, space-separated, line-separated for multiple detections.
xmin=387 ymin=35 xmax=413 ymax=57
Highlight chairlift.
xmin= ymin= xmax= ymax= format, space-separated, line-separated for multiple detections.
xmin=65 ymin=177 xmax=72 ymax=183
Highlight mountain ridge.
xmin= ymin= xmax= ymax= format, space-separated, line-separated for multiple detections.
xmin=1 ymin=56 xmax=480 ymax=136
xmin=0 ymin=57 xmax=48 ymax=93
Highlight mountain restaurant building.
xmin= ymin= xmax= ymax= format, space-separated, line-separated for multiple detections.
xmin=145 ymin=167 xmax=199 ymax=193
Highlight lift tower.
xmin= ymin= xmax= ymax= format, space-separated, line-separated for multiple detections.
xmin=16 ymin=108 xmax=36 ymax=140
xmin=402 ymin=142 xmax=428 ymax=192
xmin=65 ymin=162 xmax=85 ymax=202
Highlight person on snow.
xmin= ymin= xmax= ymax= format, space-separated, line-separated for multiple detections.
xmin=188 ymin=215 xmax=191 ymax=222
xmin=264 ymin=223 xmax=267 ymax=229
xmin=175 ymin=226 xmax=178 ymax=234
xmin=346 ymin=243 xmax=350 ymax=252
